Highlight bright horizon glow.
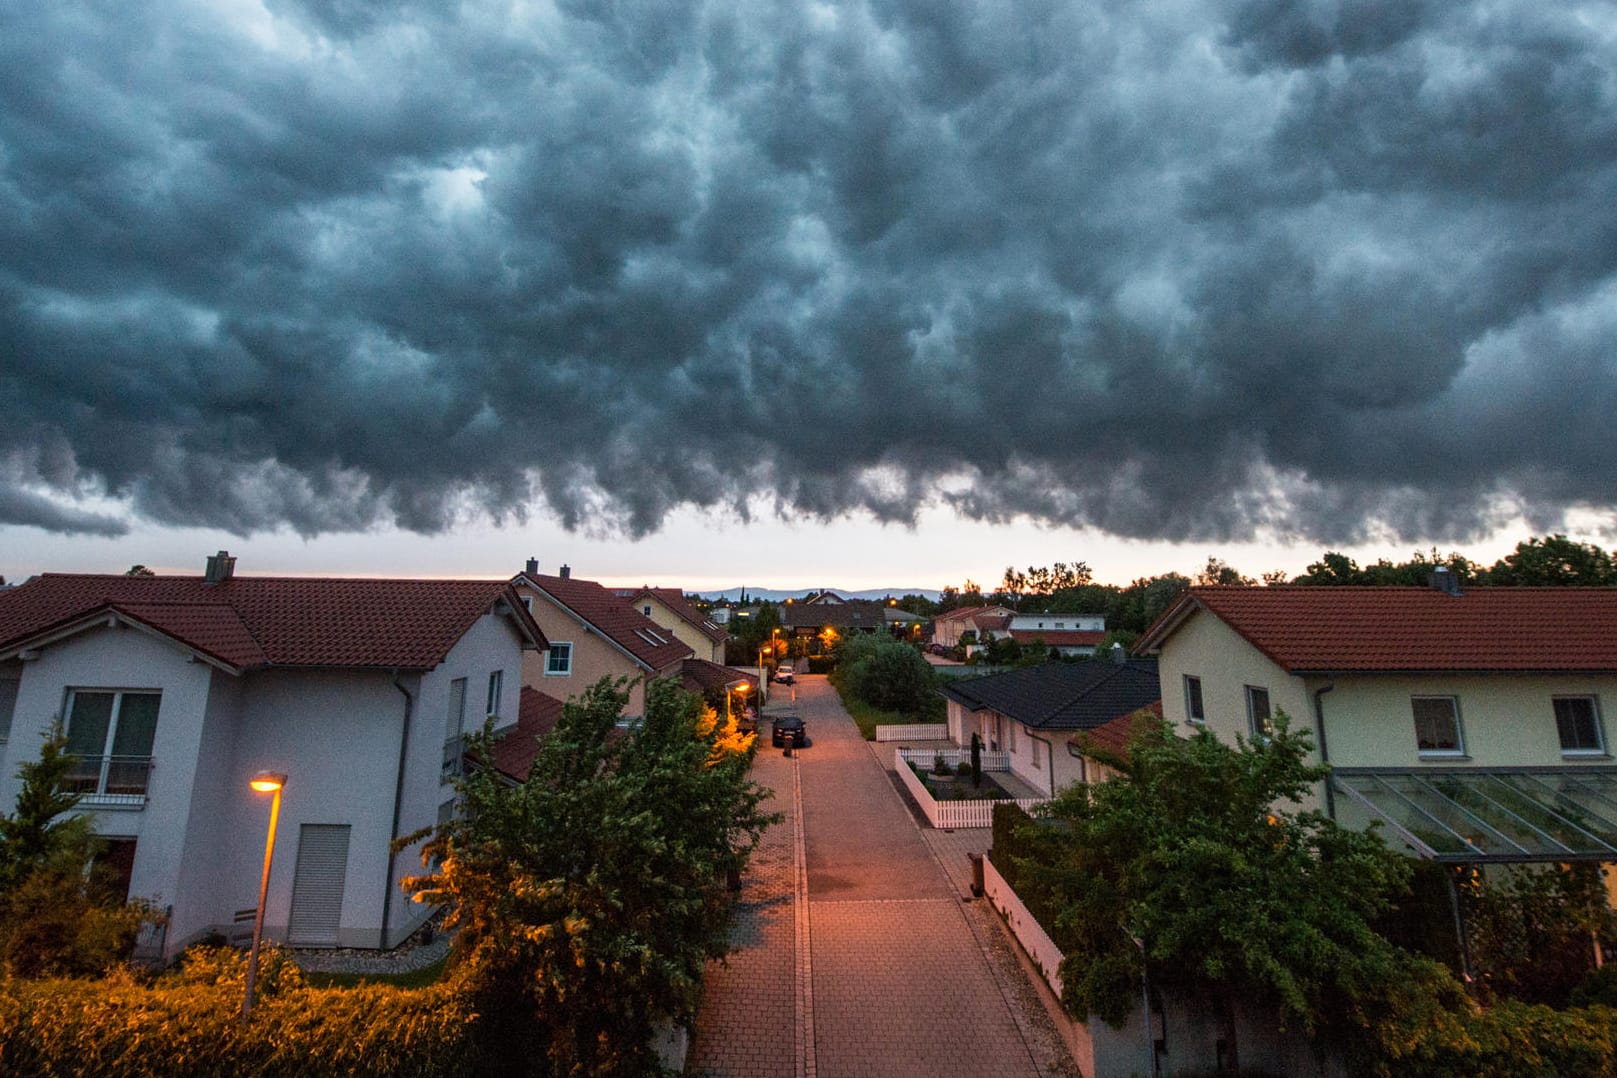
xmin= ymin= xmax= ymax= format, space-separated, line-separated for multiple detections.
xmin=1 ymin=501 xmax=1610 ymax=596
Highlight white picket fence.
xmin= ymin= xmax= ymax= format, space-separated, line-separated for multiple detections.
xmin=895 ymin=746 xmax=1011 ymax=772
xmin=874 ymin=723 xmax=951 ymax=742
xmin=893 ymin=748 xmax=1049 ymax=828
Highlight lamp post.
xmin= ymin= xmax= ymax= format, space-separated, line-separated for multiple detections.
xmin=242 ymin=770 xmax=287 ymax=1023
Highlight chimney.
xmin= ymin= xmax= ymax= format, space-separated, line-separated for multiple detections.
xmin=204 ymin=550 xmax=236 ymax=585
xmin=1110 ymin=641 xmax=1127 ymax=664
xmin=559 ymin=564 xmax=571 ymax=579
xmin=1428 ymin=565 xmax=1462 ymax=597
xmin=525 ymin=556 xmax=539 ymax=576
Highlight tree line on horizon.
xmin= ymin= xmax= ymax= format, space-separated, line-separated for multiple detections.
xmin=913 ymin=533 xmax=1617 ymax=637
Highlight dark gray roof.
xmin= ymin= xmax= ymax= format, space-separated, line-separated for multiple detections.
xmin=941 ymin=659 xmax=1161 ymax=732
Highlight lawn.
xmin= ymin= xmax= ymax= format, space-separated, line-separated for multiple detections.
xmin=301 ymin=954 xmax=448 ymax=990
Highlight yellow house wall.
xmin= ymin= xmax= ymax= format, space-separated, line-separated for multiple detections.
xmin=515 ymin=583 xmax=650 ymax=715
xmin=638 ymin=596 xmax=724 ymax=663
xmin=1314 ymin=673 xmax=1617 ymax=768
xmin=1156 ymin=610 xmax=1313 ymax=750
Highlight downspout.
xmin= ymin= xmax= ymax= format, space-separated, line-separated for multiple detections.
xmin=1312 ymin=682 xmax=1336 ymax=819
xmin=1030 ymin=732 xmax=1057 ymax=798
xmin=383 ymin=670 xmax=415 ymax=948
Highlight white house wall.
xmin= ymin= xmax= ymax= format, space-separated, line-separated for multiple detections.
xmin=0 ymin=624 xmax=216 ymax=950
xmin=169 ymin=670 xmax=244 ymax=951
xmin=227 ymin=668 xmax=409 ymax=950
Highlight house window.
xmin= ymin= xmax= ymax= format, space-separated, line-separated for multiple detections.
xmin=520 ymin=595 xmax=533 ymax=613
xmin=92 ymin=837 xmax=137 ymax=902
xmin=0 ymin=678 xmax=18 ymax=741
xmin=1032 ymin=733 xmax=1042 ymax=768
xmin=1555 ymin=696 xmax=1605 ymax=755
xmin=1007 ymin=721 xmax=1017 ymax=752
xmin=63 ymin=690 xmax=160 ymax=799
xmin=1245 ymin=686 xmax=1272 ymax=739
xmin=643 ymin=605 xmax=652 ymax=617
xmin=443 ymin=677 xmax=467 ymax=782
xmin=486 ymin=670 xmax=503 ymax=719
xmin=1184 ymin=676 xmax=1206 ymax=724
xmin=546 ymin=642 xmax=573 ymax=676
xmin=1413 ymin=696 xmax=1465 ymax=755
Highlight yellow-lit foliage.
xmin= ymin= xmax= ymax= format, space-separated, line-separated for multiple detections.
xmin=699 ymin=704 xmax=756 ymax=766
xmin=0 ymin=945 xmax=476 ymax=1077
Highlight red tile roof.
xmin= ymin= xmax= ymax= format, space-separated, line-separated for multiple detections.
xmin=935 ymin=605 xmax=1013 ymax=625
xmin=1007 ymin=629 xmax=1106 ymax=647
xmin=518 ymin=573 xmax=693 ymax=671
xmin=0 ymin=574 xmax=545 ymax=672
xmin=1070 ymin=700 xmax=1163 ymax=764
xmin=489 ymin=687 xmax=566 ymax=781
xmin=1138 ymin=585 xmax=1617 ymax=673
xmin=631 ymin=587 xmax=729 ymax=645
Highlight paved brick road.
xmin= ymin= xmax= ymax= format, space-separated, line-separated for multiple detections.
xmin=689 ymin=677 xmax=1075 ymax=1078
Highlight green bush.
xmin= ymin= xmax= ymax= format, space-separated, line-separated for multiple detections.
xmin=1378 ymin=1001 xmax=1617 ymax=1077
xmin=836 ymin=636 xmax=937 ymax=716
xmin=0 ymin=946 xmax=477 ymax=1078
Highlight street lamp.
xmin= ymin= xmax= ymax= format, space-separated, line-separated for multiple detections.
xmin=242 ymin=770 xmax=287 ymax=1023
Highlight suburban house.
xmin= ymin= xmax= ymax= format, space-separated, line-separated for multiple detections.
xmin=1134 ymin=578 xmax=1617 ymax=877
xmin=0 ymin=553 xmax=546 ymax=959
xmin=932 ymin=605 xmax=1013 ymax=649
xmin=623 ymin=587 xmax=728 ymax=663
xmin=942 ymin=656 xmax=1161 ymax=797
xmin=1004 ymin=612 xmax=1107 ymax=657
xmin=512 ymin=561 xmax=694 ymax=716
xmin=782 ymin=598 xmax=890 ymax=652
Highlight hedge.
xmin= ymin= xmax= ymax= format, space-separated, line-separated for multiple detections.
xmin=0 ymin=949 xmax=478 ymax=1078
xmin=1380 ymin=1001 xmax=1617 ymax=1077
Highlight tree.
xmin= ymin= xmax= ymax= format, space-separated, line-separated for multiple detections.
xmin=837 ymin=634 xmax=937 ymax=715
xmin=1017 ymin=713 xmax=1462 ymax=1069
xmin=406 ymin=677 xmax=776 ymax=1076
xmin=0 ymin=727 xmax=160 ymax=977
xmin=1488 ymin=534 xmax=1617 ymax=586
xmin=1193 ymin=557 xmax=1255 ymax=586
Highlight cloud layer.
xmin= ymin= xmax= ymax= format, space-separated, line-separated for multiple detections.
xmin=3 ymin=0 xmax=1616 ymax=543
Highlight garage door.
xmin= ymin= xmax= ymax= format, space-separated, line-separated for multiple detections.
xmin=287 ymin=824 xmax=351 ymax=946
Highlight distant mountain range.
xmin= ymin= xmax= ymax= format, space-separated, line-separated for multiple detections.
xmin=695 ymin=587 xmax=943 ymax=603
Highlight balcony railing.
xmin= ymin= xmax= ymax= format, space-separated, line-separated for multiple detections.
xmin=64 ymin=756 xmax=153 ymax=806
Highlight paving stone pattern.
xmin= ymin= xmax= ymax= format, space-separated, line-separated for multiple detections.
xmin=689 ymin=678 xmax=1075 ymax=1078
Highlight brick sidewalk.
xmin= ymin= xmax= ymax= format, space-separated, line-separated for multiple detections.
xmin=689 ymin=679 xmax=1076 ymax=1078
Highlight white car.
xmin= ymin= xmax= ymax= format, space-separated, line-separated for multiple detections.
xmin=773 ymin=663 xmax=795 ymax=684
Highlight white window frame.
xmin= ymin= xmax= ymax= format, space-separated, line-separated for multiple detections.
xmin=1412 ymin=695 xmax=1466 ymax=757
xmin=63 ymin=688 xmax=161 ymax=802
xmin=443 ymin=677 xmax=467 ymax=783
xmin=1184 ymin=675 xmax=1206 ymax=724
xmin=546 ymin=642 xmax=573 ymax=676
xmin=1245 ymin=685 xmax=1272 ymax=740
xmin=1554 ymin=696 xmax=1606 ymax=756
xmin=486 ymin=670 xmax=503 ymax=719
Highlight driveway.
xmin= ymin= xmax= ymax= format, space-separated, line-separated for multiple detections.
xmin=688 ymin=676 xmax=1074 ymax=1078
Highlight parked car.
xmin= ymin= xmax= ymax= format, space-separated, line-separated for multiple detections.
xmin=773 ymin=663 xmax=795 ymax=684
xmin=771 ymin=714 xmax=806 ymax=747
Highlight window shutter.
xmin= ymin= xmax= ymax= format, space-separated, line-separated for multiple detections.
xmin=287 ymin=824 xmax=351 ymax=946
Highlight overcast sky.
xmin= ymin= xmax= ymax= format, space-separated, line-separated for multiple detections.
xmin=4 ymin=0 xmax=1616 ymax=588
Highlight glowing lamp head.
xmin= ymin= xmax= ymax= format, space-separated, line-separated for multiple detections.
xmin=250 ymin=771 xmax=288 ymax=794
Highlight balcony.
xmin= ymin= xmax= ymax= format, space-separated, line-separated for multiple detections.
xmin=64 ymin=755 xmax=153 ymax=808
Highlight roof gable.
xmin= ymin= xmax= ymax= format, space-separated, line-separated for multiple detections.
xmin=0 ymin=574 xmax=545 ymax=672
xmin=1138 ymin=586 xmax=1617 ymax=674
xmin=518 ymin=573 xmax=693 ymax=671
xmin=631 ymin=587 xmax=728 ymax=645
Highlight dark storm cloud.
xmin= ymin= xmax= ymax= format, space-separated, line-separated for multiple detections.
xmin=3 ymin=0 xmax=1616 ymax=543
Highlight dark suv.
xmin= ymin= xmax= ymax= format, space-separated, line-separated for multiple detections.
xmin=770 ymin=714 xmax=806 ymax=748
